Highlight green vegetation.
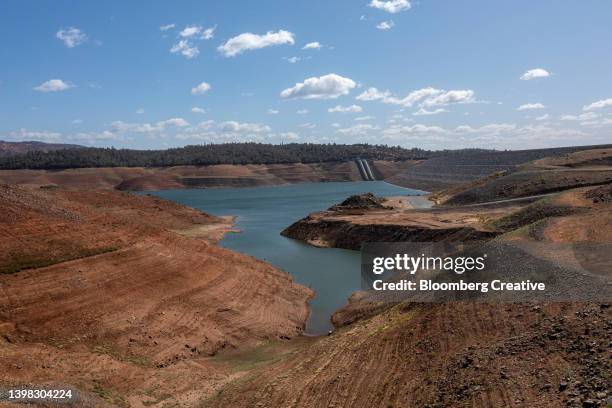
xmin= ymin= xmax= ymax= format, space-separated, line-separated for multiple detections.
xmin=0 ymin=143 xmax=452 ymax=170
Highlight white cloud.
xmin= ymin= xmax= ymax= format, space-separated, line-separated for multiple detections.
xmin=218 ymin=30 xmax=295 ymax=57
xmin=328 ymin=104 xmax=363 ymax=113
xmin=560 ymin=112 xmax=600 ymax=121
xmin=281 ymin=73 xmax=356 ymax=100
xmin=583 ymin=98 xmax=612 ymax=111
xmin=34 ymin=79 xmax=74 ymax=92
xmin=535 ymin=114 xmax=550 ymax=121
xmin=267 ymin=109 xmax=279 ymax=114
xmin=191 ymin=107 xmax=206 ymax=114
xmin=285 ymin=56 xmax=301 ymax=63
xmin=520 ymin=68 xmax=550 ymax=81
xmin=202 ymin=27 xmax=216 ymax=40
xmin=336 ymin=124 xmax=380 ymax=136
xmin=297 ymin=109 xmax=309 ymax=114
xmin=422 ymin=90 xmax=475 ymax=107
xmin=517 ymin=103 xmax=546 ymax=111
xmin=219 ymin=121 xmax=270 ymax=133
xmin=279 ymin=132 xmax=300 ymax=140
xmin=136 ymin=108 xmax=145 ymax=114
xmin=413 ymin=108 xmax=447 ymax=116
xmin=56 ymin=27 xmax=87 ymax=48
xmin=157 ymin=118 xmax=189 ymax=127
xmin=160 ymin=24 xmax=176 ymax=32
xmin=302 ymin=42 xmax=322 ymax=50
xmin=376 ymin=20 xmax=395 ymax=30
xmin=299 ymin=123 xmax=317 ymax=129
xmin=354 ymin=116 xmax=375 ymax=121
xmin=170 ymin=40 xmax=200 ymax=59
xmin=356 ymin=87 xmax=394 ymax=102
xmin=357 ymin=86 xmax=475 ymax=108
xmin=191 ymin=81 xmax=211 ymax=95
xmin=331 ymin=123 xmax=341 ymax=128
xmin=369 ymin=0 xmax=411 ymax=13
xmin=180 ymin=25 xmax=215 ymax=39
xmin=180 ymin=26 xmax=201 ymax=38
xmin=72 ymin=119 xmax=83 ymax=124
xmin=170 ymin=26 xmax=215 ymax=59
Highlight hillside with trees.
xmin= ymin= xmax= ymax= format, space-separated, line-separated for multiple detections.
xmin=0 ymin=143 xmax=436 ymax=170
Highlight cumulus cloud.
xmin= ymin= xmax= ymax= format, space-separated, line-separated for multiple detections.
xmin=517 ymin=103 xmax=546 ymax=111
xmin=34 ymin=79 xmax=74 ymax=92
xmin=170 ymin=25 xmax=215 ymax=59
xmin=191 ymin=107 xmax=206 ymax=114
xmin=413 ymin=108 xmax=447 ymax=116
xmin=219 ymin=121 xmax=271 ymax=133
xmin=302 ymin=42 xmax=322 ymax=50
xmin=158 ymin=118 xmax=189 ymax=127
xmin=202 ymin=27 xmax=216 ymax=40
xmin=357 ymin=86 xmax=475 ymax=108
xmin=56 ymin=27 xmax=87 ymax=48
xmin=285 ymin=56 xmax=301 ymax=63
xmin=160 ymin=24 xmax=176 ymax=31
xmin=191 ymin=81 xmax=211 ymax=95
xmin=520 ymin=68 xmax=550 ymax=80
xmin=267 ymin=109 xmax=279 ymax=114
xmin=376 ymin=20 xmax=395 ymax=30
xmin=281 ymin=74 xmax=356 ymax=100
xmin=560 ymin=112 xmax=600 ymax=121
xmin=218 ymin=30 xmax=295 ymax=57
xmin=9 ymin=128 xmax=63 ymax=142
xmin=180 ymin=25 xmax=215 ymax=39
xmin=180 ymin=26 xmax=201 ymax=38
xmin=328 ymin=104 xmax=363 ymax=113
xmin=583 ymin=98 xmax=612 ymax=111
xmin=279 ymin=132 xmax=300 ymax=140
xmin=170 ymin=40 xmax=200 ymax=59
xmin=369 ymin=0 xmax=411 ymax=13
xmin=354 ymin=116 xmax=375 ymax=121
xmin=336 ymin=124 xmax=380 ymax=136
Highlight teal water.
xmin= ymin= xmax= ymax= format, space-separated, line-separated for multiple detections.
xmin=150 ymin=181 xmax=425 ymax=335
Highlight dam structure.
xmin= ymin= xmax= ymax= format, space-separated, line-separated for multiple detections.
xmin=356 ymin=158 xmax=376 ymax=181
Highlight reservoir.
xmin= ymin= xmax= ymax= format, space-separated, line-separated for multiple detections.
xmin=151 ymin=181 xmax=424 ymax=335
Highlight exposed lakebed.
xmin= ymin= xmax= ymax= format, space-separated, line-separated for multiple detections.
xmin=150 ymin=181 xmax=425 ymax=334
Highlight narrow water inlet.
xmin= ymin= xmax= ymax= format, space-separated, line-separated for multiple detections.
xmin=149 ymin=181 xmax=426 ymax=335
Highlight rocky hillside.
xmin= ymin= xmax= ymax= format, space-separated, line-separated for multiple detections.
xmin=0 ymin=184 xmax=312 ymax=406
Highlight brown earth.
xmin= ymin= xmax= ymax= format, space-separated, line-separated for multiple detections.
xmin=0 ymin=160 xmax=416 ymax=192
xmin=281 ymin=193 xmax=517 ymax=250
xmin=216 ymin=184 xmax=611 ymax=408
xmin=0 ymin=185 xmax=312 ymax=407
xmin=431 ymin=148 xmax=612 ymax=206
xmin=209 ymin=301 xmax=611 ymax=408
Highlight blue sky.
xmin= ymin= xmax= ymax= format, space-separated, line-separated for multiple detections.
xmin=1 ymin=0 xmax=611 ymax=150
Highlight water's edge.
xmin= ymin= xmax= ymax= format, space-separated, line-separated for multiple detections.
xmin=147 ymin=181 xmax=426 ymax=335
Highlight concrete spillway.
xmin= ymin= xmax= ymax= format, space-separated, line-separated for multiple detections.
xmin=356 ymin=159 xmax=376 ymax=181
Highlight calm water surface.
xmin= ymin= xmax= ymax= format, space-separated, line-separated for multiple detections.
xmin=151 ymin=181 xmax=425 ymax=335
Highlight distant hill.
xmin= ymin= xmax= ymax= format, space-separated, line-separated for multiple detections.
xmin=0 ymin=140 xmax=83 ymax=158
xmin=0 ymin=143 xmax=443 ymax=170
xmin=386 ymin=144 xmax=612 ymax=190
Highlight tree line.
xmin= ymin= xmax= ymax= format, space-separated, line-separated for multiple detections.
xmin=0 ymin=143 xmax=460 ymax=170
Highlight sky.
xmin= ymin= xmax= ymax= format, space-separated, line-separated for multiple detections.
xmin=1 ymin=0 xmax=611 ymax=150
